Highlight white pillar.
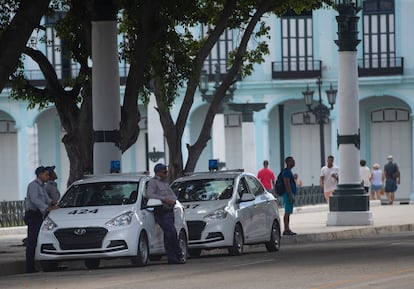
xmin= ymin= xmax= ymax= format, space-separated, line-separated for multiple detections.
xmin=241 ymin=122 xmax=256 ymax=174
xmin=212 ymin=114 xmax=226 ymax=165
xmin=17 ymin=125 xmax=38 ymax=199
xmin=147 ymin=94 xmax=166 ymax=173
xmin=92 ymin=20 xmax=122 ymax=174
xmin=410 ymin=114 xmax=414 ymax=201
xmin=327 ymin=2 xmax=372 ymax=226
xmin=337 ymin=52 xmax=360 ymax=185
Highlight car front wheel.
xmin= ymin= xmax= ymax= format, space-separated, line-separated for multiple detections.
xmin=228 ymin=224 xmax=244 ymax=256
xmin=178 ymin=230 xmax=188 ymax=262
xmin=265 ymin=220 xmax=281 ymax=252
xmin=131 ymin=232 xmax=149 ymax=267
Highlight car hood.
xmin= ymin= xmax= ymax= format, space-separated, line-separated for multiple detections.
xmin=47 ymin=205 xmax=135 ymax=225
xmin=181 ymin=200 xmax=229 ymax=220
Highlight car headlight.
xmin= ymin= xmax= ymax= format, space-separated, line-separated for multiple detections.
xmin=105 ymin=211 xmax=134 ymax=227
xmin=204 ymin=208 xmax=228 ymax=221
xmin=41 ymin=216 xmax=57 ymax=231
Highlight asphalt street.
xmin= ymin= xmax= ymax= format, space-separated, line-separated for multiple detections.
xmin=0 ymin=231 xmax=413 ymax=289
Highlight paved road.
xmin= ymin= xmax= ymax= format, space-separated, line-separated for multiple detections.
xmin=1 ymin=231 xmax=413 ymax=289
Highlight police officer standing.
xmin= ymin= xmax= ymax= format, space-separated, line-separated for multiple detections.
xmin=45 ymin=166 xmax=60 ymax=205
xmin=146 ymin=163 xmax=184 ymax=264
xmin=24 ymin=166 xmax=59 ymax=273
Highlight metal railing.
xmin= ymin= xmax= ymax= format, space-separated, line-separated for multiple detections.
xmin=278 ymin=185 xmax=325 ymax=207
xmin=0 ymin=200 xmax=26 ymax=227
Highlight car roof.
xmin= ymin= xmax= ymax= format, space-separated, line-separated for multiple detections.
xmin=173 ymin=170 xmax=254 ymax=182
xmin=72 ymin=173 xmax=150 ymax=185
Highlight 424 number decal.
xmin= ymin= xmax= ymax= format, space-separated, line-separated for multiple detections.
xmin=67 ymin=209 xmax=98 ymax=215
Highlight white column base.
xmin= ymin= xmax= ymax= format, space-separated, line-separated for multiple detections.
xmin=327 ymin=211 xmax=373 ymax=226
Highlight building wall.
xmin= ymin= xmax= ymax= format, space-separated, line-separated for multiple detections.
xmin=0 ymin=1 xmax=413 ymax=201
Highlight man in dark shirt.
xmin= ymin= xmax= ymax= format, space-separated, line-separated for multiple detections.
xmin=146 ymin=163 xmax=184 ymax=264
xmin=282 ymin=156 xmax=297 ymax=236
xmin=24 ymin=166 xmax=59 ymax=273
xmin=384 ymin=155 xmax=400 ymax=205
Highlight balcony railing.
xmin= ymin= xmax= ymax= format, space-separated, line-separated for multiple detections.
xmin=8 ymin=65 xmax=130 ymax=87
xmin=272 ymin=60 xmax=322 ymax=80
xmin=358 ymin=57 xmax=404 ymax=77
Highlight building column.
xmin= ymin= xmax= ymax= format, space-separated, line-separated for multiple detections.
xmin=228 ymin=103 xmax=266 ymax=173
xmin=16 ymin=125 xmax=38 ymax=199
xmin=212 ymin=114 xmax=226 ymax=167
xmin=410 ymin=114 xmax=414 ymax=201
xmin=147 ymin=94 xmax=166 ymax=173
xmin=92 ymin=0 xmax=122 ymax=174
xmin=327 ymin=1 xmax=372 ymax=226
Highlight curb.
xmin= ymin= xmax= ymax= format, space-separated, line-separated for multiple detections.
xmin=281 ymin=223 xmax=414 ymax=244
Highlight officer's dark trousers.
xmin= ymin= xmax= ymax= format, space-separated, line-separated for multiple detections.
xmin=25 ymin=211 xmax=43 ymax=273
xmin=154 ymin=209 xmax=182 ymax=262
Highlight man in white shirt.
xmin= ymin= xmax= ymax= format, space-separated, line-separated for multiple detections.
xmin=320 ymin=155 xmax=339 ymax=204
xmin=359 ymin=159 xmax=371 ymax=194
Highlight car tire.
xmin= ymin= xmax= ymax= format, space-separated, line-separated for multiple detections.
xmin=178 ymin=230 xmax=188 ymax=262
xmin=131 ymin=232 xmax=149 ymax=267
xmin=265 ymin=220 xmax=281 ymax=252
xmin=40 ymin=260 xmax=58 ymax=272
xmin=84 ymin=259 xmax=100 ymax=269
xmin=188 ymin=248 xmax=202 ymax=258
xmin=228 ymin=224 xmax=244 ymax=256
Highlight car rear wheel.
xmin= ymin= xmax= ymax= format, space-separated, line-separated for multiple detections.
xmin=84 ymin=259 xmax=100 ymax=269
xmin=178 ymin=230 xmax=188 ymax=262
xmin=131 ymin=232 xmax=149 ymax=267
xmin=265 ymin=220 xmax=281 ymax=252
xmin=228 ymin=224 xmax=244 ymax=256
xmin=188 ymin=248 xmax=202 ymax=258
xmin=40 ymin=260 xmax=58 ymax=272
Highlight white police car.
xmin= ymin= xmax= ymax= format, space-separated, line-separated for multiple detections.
xmin=170 ymin=170 xmax=280 ymax=257
xmin=36 ymin=173 xmax=188 ymax=271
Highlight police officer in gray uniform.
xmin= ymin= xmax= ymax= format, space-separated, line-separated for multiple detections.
xmin=24 ymin=166 xmax=58 ymax=273
xmin=146 ymin=163 xmax=184 ymax=264
xmin=45 ymin=166 xmax=60 ymax=205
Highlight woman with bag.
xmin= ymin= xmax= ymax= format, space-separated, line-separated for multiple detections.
xmin=370 ymin=163 xmax=384 ymax=201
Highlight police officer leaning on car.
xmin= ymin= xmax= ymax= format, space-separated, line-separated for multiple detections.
xmin=146 ymin=163 xmax=185 ymax=264
xmin=24 ymin=166 xmax=59 ymax=273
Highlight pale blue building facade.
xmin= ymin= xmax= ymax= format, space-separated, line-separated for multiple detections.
xmin=1 ymin=0 xmax=413 ymax=202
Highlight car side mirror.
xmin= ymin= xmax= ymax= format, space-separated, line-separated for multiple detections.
xmin=240 ymin=193 xmax=255 ymax=202
xmin=146 ymin=198 xmax=163 ymax=208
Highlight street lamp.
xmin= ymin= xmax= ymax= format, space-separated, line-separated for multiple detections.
xmin=302 ymin=78 xmax=337 ymax=167
xmin=327 ymin=0 xmax=372 ymax=226
xmin=199 ymin=63 xmax=236 ymax=105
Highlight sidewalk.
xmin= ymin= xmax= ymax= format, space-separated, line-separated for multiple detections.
xmin=0 ymin=201 xmax=413 ymax=276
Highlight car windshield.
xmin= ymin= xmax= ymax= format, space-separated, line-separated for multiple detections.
xmin=172 ymin=178 xmax=234 ymax=202
xmin=58 ymin=182 xmax=140 ymax=208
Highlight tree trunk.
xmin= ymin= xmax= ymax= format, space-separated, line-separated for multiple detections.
xmin=0 ymin=0 xmax=51 ymax=93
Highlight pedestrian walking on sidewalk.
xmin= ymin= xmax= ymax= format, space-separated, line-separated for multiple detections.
xmin=383 ymin=155 xmax=400 ymax=205
xmin=24 ymin=166 xmax=59 ymax=273
xmin=282 ymin=156 xmax=297 ymax=236
xmin=257 ymin=160 xmax=276 ymax=194
xmin=320 ymin=155 xmax=339 ymax=204
xmin=359 ymin=160 xmax=371 ymax=194
xmin=370 ymin=163 xmax=384 ymax=200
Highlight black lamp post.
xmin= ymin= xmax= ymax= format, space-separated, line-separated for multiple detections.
xmin=199 ymin=63 xmax=236 ymax=105
xmin=327 ymin=0 xmax=371 ymax=225
xmin=303 ymin=78 xmax=337 ymax=167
